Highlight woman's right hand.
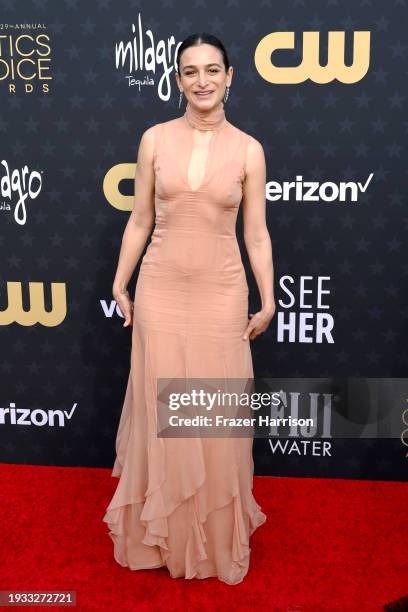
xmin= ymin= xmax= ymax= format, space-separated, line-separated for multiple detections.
xmin=113 ymin=287 xmax=134 ymax=327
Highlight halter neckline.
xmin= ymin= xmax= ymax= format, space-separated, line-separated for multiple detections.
xmin=184 ymin=100 xmax=226 ymax=131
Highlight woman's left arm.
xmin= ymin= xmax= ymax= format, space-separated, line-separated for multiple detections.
xmin=241 ymin=136 xmax=276 ymax=341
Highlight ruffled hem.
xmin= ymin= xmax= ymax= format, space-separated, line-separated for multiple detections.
xmin=102 ymin=485 xmax=266 ymax=585
xmin=103 ymin=328 xmax=267 ymax=584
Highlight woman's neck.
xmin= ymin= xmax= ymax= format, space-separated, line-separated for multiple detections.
xmin=184 ymin=100 xmax=226 ymax=131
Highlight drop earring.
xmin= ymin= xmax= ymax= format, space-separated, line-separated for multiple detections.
xmin=223 ymin=86 xmax=230 ymax=103
xmin=178 ymin=91 xmax=183 ymax=109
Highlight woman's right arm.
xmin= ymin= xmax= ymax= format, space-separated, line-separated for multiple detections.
xmin=113 ymin=125 xmax=156 ymax=327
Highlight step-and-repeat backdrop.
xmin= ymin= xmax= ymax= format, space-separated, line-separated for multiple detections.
xmin=1 ymin=2 xmax=407 ymax=481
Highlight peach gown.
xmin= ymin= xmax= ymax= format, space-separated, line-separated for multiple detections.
xmin=103 ymin=100 xmax=267 ymax=585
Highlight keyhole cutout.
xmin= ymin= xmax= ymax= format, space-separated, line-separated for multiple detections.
xmin=187 ymin=129 xmax=214 ymax=192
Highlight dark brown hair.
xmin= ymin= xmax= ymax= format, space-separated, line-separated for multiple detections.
xmin=176 ymin=33 xmax=231 ymax=74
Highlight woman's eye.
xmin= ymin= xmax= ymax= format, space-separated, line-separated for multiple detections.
xmin=185 ymin=69 xmax=219 ymax=76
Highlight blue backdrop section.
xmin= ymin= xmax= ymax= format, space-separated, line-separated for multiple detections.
xmin=0 ymin=1 xmax=406 ymax=480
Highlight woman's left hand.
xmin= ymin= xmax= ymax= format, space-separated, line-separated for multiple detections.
xmin=242 ymin=305 xmax=276 ymax=341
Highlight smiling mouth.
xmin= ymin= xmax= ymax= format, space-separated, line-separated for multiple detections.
xmin=195 ymin=91 xmax=214 ymax=96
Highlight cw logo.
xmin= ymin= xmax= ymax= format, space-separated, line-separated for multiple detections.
xmin=254 ymin=31 xmax=370 ymax=84
xmin=103 ymin=163 xmax=135 ymax=211
xmin=0 ymin=282 xmax=67 ymax=326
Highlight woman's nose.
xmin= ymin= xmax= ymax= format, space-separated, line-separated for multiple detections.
xmin=197 ymin=72 xmax=208 ymax=86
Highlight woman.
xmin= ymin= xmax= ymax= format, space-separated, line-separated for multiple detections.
xmin=103 ymin=32 xmax=276 ymax=585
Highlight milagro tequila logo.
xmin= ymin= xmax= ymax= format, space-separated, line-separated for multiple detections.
xmin=0 ymin=160 xmax=43 ymax=225
xmin=114 ymin=12 xmax=181 ymax=101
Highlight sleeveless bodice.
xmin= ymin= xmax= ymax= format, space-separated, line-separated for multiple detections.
xmin=139 ymin=114 xmax=252 ymax=281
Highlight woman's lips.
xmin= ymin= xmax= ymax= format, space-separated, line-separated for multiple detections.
xmin=195 ymin=91 xmax=213 ymax=97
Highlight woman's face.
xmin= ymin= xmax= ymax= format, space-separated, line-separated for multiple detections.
xmin=176 ymin=43 xmax=233 ymax=109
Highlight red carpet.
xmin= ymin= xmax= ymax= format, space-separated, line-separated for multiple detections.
xmin=0 ymin=464 xmax=407 ymax=611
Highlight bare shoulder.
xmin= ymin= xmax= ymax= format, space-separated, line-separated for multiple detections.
xmin=246 ymin=133 xmax=265 ymax=158
xmin=242 ymin=133 xmax=265 ymax=177
xmin=136 ymin=123 xmax=164 ymax=163
xmin=138 ymin=118 xmax=176 ymax=150
xmin=139 ymin=123 xmax=159 ymax=149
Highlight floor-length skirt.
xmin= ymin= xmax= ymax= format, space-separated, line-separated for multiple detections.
xmin=103 ymin=252 xmax=267 ymax=585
